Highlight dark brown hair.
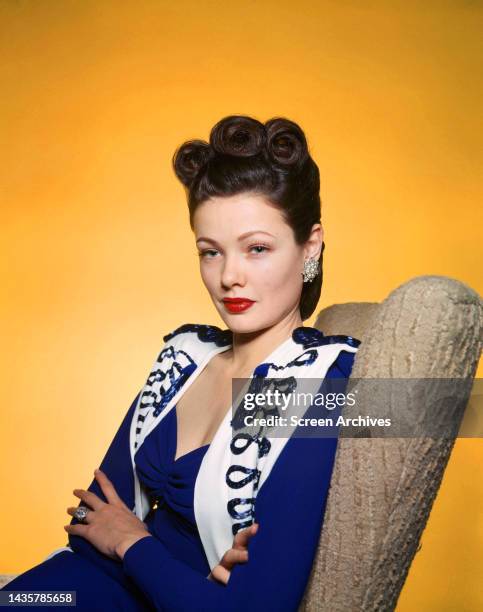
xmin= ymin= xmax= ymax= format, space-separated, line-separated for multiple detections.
xmin=172 ymin=115 xmax=324 ymax=321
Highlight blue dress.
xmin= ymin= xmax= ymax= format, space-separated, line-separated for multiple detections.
xmin=2 ymin=351 xmax=356 ymax=611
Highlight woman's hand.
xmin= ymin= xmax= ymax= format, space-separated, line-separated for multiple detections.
xmin=64 ymin=468 xmax=151 ymax=561
xmin=208 ymin=523 xmax=259 ymax=585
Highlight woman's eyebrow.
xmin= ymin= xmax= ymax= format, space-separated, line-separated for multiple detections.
xmin=196 ymin=230 xmax=275 ymax=245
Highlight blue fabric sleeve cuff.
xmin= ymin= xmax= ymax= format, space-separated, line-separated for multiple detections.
xmin=122 ymin=534 xmax=225 ymax=610
xmin=123 ymin=534 xmax=171 ymax=574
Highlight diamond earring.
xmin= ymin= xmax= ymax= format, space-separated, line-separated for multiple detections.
xmin=302 ymin=257 xmax=319 ymax=283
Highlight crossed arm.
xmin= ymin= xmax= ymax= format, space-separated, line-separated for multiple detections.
xmin=65 ymin=351 xmax=355 ymax=610
xmin=67 ymin=435 xmax=339 ymax=612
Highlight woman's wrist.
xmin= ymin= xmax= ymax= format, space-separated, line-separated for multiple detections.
xmin=116 ymin=532 xmax=153 ymax=560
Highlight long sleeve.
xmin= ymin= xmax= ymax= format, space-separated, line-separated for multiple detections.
xmin=122 ymin=351 xmax=356 ymax=612
xmin=67 ymin=391 xmax=141 ymax=578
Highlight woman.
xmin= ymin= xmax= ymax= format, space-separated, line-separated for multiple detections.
xmin=2 ymin=115 xmax=360 ymax=610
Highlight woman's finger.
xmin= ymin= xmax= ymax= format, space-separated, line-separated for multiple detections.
xmin=233 ymin=522 xmax=259 ymax=549
xmin=210 ymin=564 xmax=230 ymax=586
xmin=66 ymin=506 xmax=95 ymax=524
xmin=63 ymin=523 xmax=88 ymax=537
xmin=220 ymin=548 xmax=249 ymax=570
xmin=94 ymin=469 xmax=126 ymax=507
xmin=72 ymin=488 xmax=104 ymax=511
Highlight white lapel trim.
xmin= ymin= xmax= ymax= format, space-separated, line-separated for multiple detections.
xmin=130 ymin=340 xmax=232 ymax=518
xmin=195 ymin=339 xmax=358 ymax=571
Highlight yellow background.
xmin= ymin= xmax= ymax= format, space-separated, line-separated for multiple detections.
xmin=1 ymin=1 xmax=482 ymax=609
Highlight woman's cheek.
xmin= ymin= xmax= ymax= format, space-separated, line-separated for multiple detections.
xmin=266 ymin=252 xmax=298 ymax=286
xmin=200 ymin=262 xmax=217 ymax=289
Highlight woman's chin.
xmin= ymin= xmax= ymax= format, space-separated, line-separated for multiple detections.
xmin=222 ymin=317 xmax=275 ymax=337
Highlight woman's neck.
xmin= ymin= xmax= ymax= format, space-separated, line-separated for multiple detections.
xmin=221 ymin=313 xmax=304 ymax=378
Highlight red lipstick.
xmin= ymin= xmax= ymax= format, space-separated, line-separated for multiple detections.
xmin=222 ymin=298 xmax=255 ymax=313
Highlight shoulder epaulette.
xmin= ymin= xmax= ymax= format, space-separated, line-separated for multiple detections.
xmin=163 ymin=323 xmax=233 ymax=347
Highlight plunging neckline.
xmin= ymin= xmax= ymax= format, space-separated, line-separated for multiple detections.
xmin=173 ymin=405 xmax=210 ymax=464
xmin=165 ymin=325 xmax=311 ymax=464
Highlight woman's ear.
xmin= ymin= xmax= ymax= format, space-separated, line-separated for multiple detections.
xmin=304 ymin=223 xmax=324 ymax=260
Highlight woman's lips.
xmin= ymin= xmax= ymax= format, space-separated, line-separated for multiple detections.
xmin=222 ymin=299 xmax=255 ymax=313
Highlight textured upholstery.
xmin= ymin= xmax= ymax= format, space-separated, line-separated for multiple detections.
xmin=0 ymin=576 xmax=13 ymax=589
xmin=299 ymin=275 xmax=482 ymax=611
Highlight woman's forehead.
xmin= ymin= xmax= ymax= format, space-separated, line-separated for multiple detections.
xmin=193 ymin=194 xmax=288 ymax=236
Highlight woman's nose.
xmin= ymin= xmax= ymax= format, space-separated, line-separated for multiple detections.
xmin=221 ymin=254 xmax=246 ymax=288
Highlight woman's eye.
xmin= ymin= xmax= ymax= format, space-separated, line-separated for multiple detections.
xmin=249 ymin=244 xmax=269 ymax=254
xmin=198 ymin=249 xmax=219 ymax=258
xmin=198 ymin=245 xmax=269 ymax=258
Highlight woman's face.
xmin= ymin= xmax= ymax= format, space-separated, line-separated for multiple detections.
xmin=192 ymin=192 xmax=322 ymax=334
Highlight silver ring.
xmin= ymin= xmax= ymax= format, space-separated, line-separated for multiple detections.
xmin=73 ymin=506 xmax=90 ymax=523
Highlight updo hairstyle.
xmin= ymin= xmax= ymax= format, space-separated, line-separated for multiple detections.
xmin=172 ymin=115 xmax=324 ymax=321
